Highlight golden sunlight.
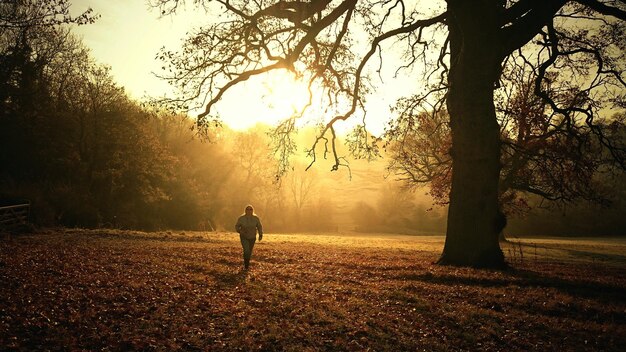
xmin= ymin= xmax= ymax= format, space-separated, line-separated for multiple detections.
xmin=215 ymin=70 xmax=311 ymax=131
xmin=215 ymin=69 xmax=391 ymax=136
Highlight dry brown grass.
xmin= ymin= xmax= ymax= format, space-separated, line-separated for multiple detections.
xmin=1 ymin=229 xmax=624 ymax=351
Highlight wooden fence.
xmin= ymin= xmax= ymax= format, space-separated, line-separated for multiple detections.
xmin=0 ymin=202 xmax=30 ymax=231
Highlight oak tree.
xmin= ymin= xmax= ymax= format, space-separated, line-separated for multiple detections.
xmin=154 ymin=0 xmax=626 ymax=267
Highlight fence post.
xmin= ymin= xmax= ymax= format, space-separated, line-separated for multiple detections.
xmin=0 ymin=202 xmax=31 ymax=232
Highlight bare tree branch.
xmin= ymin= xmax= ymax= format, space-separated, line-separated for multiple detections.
xmin=574 ymin=0 xmax=626 ymax=20
xmin=500 ymin=0 xmax=567 ymax=56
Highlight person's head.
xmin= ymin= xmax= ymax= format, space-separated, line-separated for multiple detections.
xmin=244 ymin=205 xmax=254 ymax=215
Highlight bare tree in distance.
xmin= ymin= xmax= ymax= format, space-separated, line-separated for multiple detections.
xmin=287 ymin=162 xmax=318 ymax=228
xmin=152 ymin=0 xmax=626 ymax=268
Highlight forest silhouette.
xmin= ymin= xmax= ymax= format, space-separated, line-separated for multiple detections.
xmin=1 ymin=1 xmax=625 ymax=238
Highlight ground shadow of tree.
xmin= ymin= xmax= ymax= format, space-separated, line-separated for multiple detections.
xmin=398 ymin=269 xmax=626 ymax=326
xmin=408 ymin=270 xmax=626 ymax=303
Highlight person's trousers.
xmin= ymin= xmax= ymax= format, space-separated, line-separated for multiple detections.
xmin=240 ymin=235 xmax=256 ymax=268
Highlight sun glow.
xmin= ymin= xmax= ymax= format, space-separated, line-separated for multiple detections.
xmin=70 ymin=1 xmax=400 ymax=137
xmin=215 ymin=70 xmax=312 ymax=131
xmin=213 ymin=69 xmax=392 ymax=137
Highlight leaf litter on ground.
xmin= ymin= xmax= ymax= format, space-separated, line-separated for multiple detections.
xmin=1 ymin=229 xmax=625 ymax=351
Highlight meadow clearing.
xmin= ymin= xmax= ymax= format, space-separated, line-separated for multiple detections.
xmin=1 ymin=229 xmax=625 ymax=351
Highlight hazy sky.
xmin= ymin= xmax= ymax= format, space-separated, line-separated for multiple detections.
xmin=71 ymin=0 xmax=200 ymax=99
xmin=71 ymin=0 xmax=350 ymax=131
xmin=70 ymin=1 xmax=442 ymax=134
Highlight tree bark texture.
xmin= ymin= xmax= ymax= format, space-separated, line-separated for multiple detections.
xmin=439 ymin=0 xmax=505 ymax=267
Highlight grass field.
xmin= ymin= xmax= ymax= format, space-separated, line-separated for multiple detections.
xmin=1 ymin=229 xmax=625 ymax=351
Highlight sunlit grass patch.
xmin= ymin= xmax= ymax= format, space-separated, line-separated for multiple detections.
xmin=266 ymin=232 xmax=445 ymax=252
xmin=503 ymin=236 xmax=626 ymax=267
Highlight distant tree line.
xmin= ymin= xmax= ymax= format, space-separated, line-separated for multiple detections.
xmin=350 ymin=183 xmax=447 ymax=235
xmin=0 ymin=1 xmax=341 ymax=232
xmin=2 ymin=1 xmax=623 ymax=237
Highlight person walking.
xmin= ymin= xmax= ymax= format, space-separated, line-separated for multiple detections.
xmin=235 ymin=205 xmax=263 ymax=270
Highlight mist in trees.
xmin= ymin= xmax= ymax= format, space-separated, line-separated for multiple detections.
xmin=147 ymin=0 xmax=626 ymax=267
xmin=0 ymin=0 xmax=392 ymax=233
xmin=351 ymin=183 xmax=447 ymax=235
xmin=2 ymin=1 xmax=625 ymax=242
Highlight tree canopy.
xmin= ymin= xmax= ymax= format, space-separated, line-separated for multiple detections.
xmin=153 ymin=0 xmax=626 ymax=267
xmin=386 ymin=62 xmax=626 ymax=215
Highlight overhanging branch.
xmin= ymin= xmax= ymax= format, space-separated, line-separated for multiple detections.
xmin=313 ymin=11 xmax=447 ymax=170
xmin=500 ymin=0 xmax=567 ymax=56
xmin=574 ymin=0 xmax=626 ymax=20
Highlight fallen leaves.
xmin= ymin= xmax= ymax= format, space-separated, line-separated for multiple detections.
xmin=0 ymin=230 xmax=625 ymax=351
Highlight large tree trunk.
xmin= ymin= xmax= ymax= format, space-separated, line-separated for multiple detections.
xmin=438 ymin=0 xmax=505 ymax=268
